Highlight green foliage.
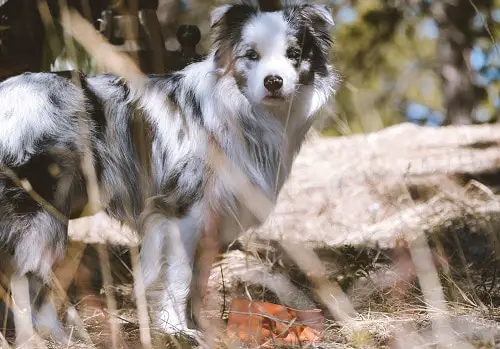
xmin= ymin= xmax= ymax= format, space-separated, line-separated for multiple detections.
xmin=323 ymin=0 xmax=500 ymax=135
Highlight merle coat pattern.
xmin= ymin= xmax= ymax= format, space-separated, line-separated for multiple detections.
xmin=0 ymin=0 xmax=337 ymax=340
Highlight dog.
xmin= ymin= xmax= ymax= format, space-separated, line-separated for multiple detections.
xmin=0 ymin=0 xmax=337 ymax=342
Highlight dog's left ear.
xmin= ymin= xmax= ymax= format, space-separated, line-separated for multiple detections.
xmin=301 ymin=4 xmax=334 ymax=30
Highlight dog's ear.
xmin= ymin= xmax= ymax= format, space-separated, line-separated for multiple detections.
xmin=210 ymin=4 xmax=233 ymax=28
xmin=211 ymin=3 xmax=256 ymax=71
xmin=301 ymin=4 xmax=334 ymax=30
xmin=210 ymin=4 xmax=236 ymax=72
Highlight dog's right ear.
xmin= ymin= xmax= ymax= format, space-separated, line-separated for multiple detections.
xmin=210 ymin=4 xmax=233 ymax=27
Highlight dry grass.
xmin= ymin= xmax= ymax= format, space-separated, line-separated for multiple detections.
xmin=17 ymin=238 xmax=498 ymax=349
xmin=1 ymin=2 xmax=500 ymax=349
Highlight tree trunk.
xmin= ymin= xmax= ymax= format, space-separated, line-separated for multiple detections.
xmin=433 ymin=0 xmax=476 ymax=125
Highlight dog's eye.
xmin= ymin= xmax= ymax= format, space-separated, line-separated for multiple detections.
xmin=286 ymin=48 xmax=301 ymax=60
xmin=245 ymin=49 xmax=260 ymax=61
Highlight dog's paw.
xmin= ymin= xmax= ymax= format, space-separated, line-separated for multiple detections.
xmin=34 ymin=305 xmax=75 ymax=345
xmin=152 ymin=308 xmax=211 ymax=347
xmin=152 ymin=329 xmax=209 ymax=349
xmin=179 ymin=329 xmax=209 ymax=348
xmin=36 ymin=321 xmax=74 ymax=345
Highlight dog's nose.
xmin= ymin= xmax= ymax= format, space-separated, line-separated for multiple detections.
xmin=264 ymin=75 xmax=283 ymax=93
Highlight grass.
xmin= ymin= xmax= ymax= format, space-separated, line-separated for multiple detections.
xmin=12 ymin=229 xmax=493 ymax=349
xmin=2 ymin=2 xmax=500 ymax=348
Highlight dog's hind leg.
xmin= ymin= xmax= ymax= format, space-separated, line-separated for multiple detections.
xmin=138 ymin=205 xmax=202 ymax=338
xmin=3 ymin=209 xmax=71 ymax=344
xmin=27 ymin=274 xmax=73 ymax=344
xmin=0 ymin=151 xmax=79 ymax=343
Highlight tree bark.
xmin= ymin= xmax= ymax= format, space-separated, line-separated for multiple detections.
xmin=433 ymin=0 xmax=476 ymax=125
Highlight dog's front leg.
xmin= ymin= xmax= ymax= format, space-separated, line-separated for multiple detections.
xmin=139 ymin=210 xmax=201 ymax=336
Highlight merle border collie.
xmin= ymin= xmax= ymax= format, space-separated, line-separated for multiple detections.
xmin=0 ymin=0 xmax=337 ymax=342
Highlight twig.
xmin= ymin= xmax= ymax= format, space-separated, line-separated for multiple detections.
xmin=409 ymin=234 xmax=463 ymax=347
xmin=220 ymin=264 xmax=226 ymax=320
xmin=97 ymin=245 xmax=124 ymax=349
xmin=130 ymin=246 xmax=153 ymax=349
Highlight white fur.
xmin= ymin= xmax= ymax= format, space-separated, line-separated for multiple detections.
xmin=0 ymin=74 xmax=88 ymax=165
xmin=241 ymin=12 xmax=298 ymax=104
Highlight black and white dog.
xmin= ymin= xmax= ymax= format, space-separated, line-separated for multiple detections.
xmin=0 ymin=0 xmax=337 ymax=341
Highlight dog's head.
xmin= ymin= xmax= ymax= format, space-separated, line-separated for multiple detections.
xmin=211 ymin=0 xmax=334 ymax=106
